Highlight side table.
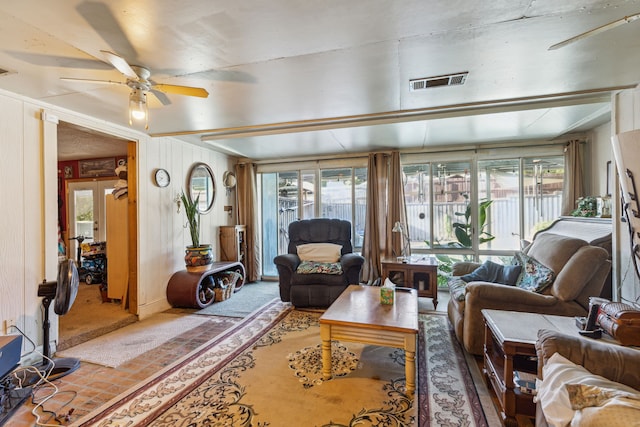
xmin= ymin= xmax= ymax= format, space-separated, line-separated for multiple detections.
xmin=381 ymin=256 xmax=438 ymax=308
xmin=481 ymin=310 xmax=578 ymax=426
xmin=166 ymin=261 xmax=245 ymax=308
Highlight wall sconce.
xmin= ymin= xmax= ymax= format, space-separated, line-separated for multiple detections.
xmin=392 ymin=221 xmax=411 ymax=262
xmin=224 ymin=205 xmax=233 ymax=217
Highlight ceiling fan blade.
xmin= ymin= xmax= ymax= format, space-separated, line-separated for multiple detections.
xmin=100 ymin=50 xmax=138 ymax=79
xmin=549 ymin=13 xmax=640 ymax=50
xmin=148 ymin=90 xmax=172 ymax=107
xmin=60 ymin=77 xmax=125 ymax=86
xmin=76 ymin=1 xmax=138 ymax=62
xmin=152 ymin=83 xmax=209 ymax=98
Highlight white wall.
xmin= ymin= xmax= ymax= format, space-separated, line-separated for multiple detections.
xmin=612 ymin=87 xmax=640 ymax=306
xmin=587 ymin=121 xmax=613 ymax=197
xmin=0 ymin=89 xmax=237 ymax=357
xmin=137 ymin=135 xmax=237 ymax=317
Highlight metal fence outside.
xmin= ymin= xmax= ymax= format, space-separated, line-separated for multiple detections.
xmin=276 ymin=194 xmax=562 ymax=254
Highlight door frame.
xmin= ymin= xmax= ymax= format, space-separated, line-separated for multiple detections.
xmin=54 ymin=127 xmax=138 ymax=316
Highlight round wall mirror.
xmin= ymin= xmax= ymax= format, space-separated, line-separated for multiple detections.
xmin=187 ymin=162 xmax=216 ymax=214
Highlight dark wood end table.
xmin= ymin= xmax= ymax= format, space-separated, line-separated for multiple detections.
xmin=381 ymin=256 xmax=438 ymax=308
xmin=481 ymin=310 xmax=578 ymax=426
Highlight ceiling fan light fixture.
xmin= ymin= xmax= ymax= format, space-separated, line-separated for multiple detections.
xmin=129 ymin=89 xmax=148 ymax=129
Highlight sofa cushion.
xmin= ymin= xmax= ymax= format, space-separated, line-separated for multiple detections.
xmin=296 ymin=261 xmax=343 ymax=275
xmin=296 ymin=243 xmax=342 ymax=262
xmin=552 ymin=246 xmax=610 ymax=302
xmin=514 ymin=252 xmax=555 ymax=292
xmin=461 ymin=260 xmax=522 ymax=285
xmin=537 ymin=352 xmax=640 ymax=427
xmin=526 ymin=233 xmax=587 ymax=274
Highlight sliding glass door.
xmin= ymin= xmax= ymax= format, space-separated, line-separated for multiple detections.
xmin=260 ymin=165 xmax=366 ymax=277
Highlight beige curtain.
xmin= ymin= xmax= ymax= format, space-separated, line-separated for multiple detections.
xmin=562 ymin=140 xmax=585 ymax=215
xmin=235 ymin=162 xmax=260 ymax=282
xmin=361 ymin=151 xmax=408 ymax=285
xmin=362 ymin=153 xmax=388 ymax=284
xmin=387 ymin=151 xmax=410 ymax=259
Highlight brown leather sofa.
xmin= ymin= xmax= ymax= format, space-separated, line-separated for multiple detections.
xmin=535 ymin=329 xmax=640 ymax=426
xmin=447 ymin=232 xmax=611 ymax=355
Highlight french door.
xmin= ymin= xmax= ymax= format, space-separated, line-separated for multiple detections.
xmin=66 ymin=180 xmax=117 ymax=260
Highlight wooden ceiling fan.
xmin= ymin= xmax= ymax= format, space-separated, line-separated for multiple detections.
xmin=549 ymin=13 xmax=640 ymax=50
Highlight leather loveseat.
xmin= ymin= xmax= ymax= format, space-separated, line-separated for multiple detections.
xmin=274 ymin=218 xmax=364 ymax=307
xmin=447 ymin=232 xmax=611 ymax=355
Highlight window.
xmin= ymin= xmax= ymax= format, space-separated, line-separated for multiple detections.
xmin=320 ymin=168 xmax=367 ymax=248
xmin=403 ymin=153 xmax=564 ymax=285
xmin=260 ymin=164 xmax=366 ymax=277
xmin=477 ymin=159 xmax=520 ymax=250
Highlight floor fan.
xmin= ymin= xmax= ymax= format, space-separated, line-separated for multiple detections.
xmin=29 ymin=259 xmax=81 ymax=383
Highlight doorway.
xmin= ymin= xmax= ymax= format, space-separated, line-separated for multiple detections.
xmin=67 ymin=179 xmax=117 ymax=260
xmin=57 ymin=121 xmax=137 ymax=350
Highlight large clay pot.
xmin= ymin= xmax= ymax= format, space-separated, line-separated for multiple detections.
xmin=185 ymin=244 xmax=213 ymax=272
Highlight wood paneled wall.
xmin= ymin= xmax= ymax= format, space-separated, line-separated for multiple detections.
xmin=0 ymin=90 xmax=237 ymax=357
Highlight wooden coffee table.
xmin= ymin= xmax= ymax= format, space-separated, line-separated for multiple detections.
xmin=319 ymin=285 xmax=419 ymax=396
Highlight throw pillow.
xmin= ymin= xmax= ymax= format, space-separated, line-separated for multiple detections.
xmin=448 ymin=277 xmax=467 ymax=301
xmin=500 ymin=264 xmax=522 ymax=285
xmin=514 ymin=251 xmax=555 ymax=292
xmin=296 ymin=243 xmax=342 ymax=263
xmin=296 ymin=261 xmax=343 ymax=275
xmin=461 ymin=260 xmax=521 ymax=286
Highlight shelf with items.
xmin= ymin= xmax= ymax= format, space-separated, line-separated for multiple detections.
xmin=219 ymin=225 xmax=247 ymax=290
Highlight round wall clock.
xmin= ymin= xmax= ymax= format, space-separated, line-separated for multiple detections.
xmin=154 ymin=168 xmax=170 ymax=187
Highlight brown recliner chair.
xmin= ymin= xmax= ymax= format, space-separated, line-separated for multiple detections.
xmin=274 ymin=218 xmax=364 ymax=307
xmin=447 ymin=232 xmax=612 ymax=355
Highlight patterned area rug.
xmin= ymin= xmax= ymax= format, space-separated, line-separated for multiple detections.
xmin=73 ymin=302 xmax=494 ymax=426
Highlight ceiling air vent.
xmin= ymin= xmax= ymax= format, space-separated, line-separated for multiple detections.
xmin=409 ymin=72 xmax=468 ymax=91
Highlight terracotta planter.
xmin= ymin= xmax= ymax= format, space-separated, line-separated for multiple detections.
xmin=185 ymin=244 xmax=213 ymax=272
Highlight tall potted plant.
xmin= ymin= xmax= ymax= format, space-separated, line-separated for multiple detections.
xmin=178 ymin=191 xmax=213 ymax=271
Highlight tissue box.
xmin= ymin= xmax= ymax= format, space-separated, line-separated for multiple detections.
xmin=380 ymin=286 xmax=395 ymax=305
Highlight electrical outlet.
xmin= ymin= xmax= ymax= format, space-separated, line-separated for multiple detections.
xmin=3 ymin=319 xmax=16 ymax=334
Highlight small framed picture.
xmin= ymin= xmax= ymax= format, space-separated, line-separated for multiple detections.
xmin=63 ymin=165 xmax=73 ymax=179
xmin=78 ymin=158 xmax=116 ymax=178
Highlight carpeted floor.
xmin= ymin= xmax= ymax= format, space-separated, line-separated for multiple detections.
xmin=74 ymin=299 xmax=496 ymax=426
xmin=58 ymin=282 xmax=137 ymax=351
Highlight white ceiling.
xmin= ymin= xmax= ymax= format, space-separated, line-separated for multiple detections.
xmin=1 ymin=0 xmax=639 ymax=161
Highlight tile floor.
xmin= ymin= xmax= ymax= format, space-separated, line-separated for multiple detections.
xmin=5 ymin=292 xmax=447 ymax=426
xmin=7 ymin=317 xmax=237 ymax=426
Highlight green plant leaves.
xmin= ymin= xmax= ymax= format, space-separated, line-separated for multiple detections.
xmin=180 ymin=191 xmax=201 ymax=247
